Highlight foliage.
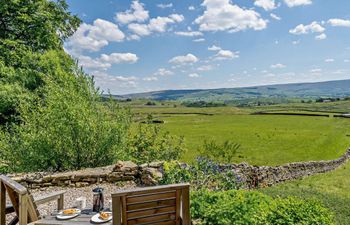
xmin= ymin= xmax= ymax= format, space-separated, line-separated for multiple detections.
xmin=181 ymin=101 xmax=226 ymax=108
xmin=126 ymin=123 xmax=186 ymax=164
xmin=145 ymin=101 xmax=156 ymax=106
xmin=0 ymin=0 xmax=80 ymax=54
xmin=266 ymin=197 xmax=335 ymax=224
xmin=262 ymin=161 xmax=350 ymax=225
xmin=0 ymin=61 xmax=131 ymax=172
xmin=0 ymin=0 xmax=80 ymax=125
xmin=191 ymin=190 xmax=335 ymax=225
xmin=0 ymin=0 xmax=135 ymax=173
xmin=199 ymin=140 xmax=240 ymax=164
xmin=160 ymin=158 xmax=241 ymax=191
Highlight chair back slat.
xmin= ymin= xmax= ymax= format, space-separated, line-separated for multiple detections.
xmin=0 ymin=175 xmax=40 ymax=225
xmin=112 ymin=183 xmax=190 ymax=225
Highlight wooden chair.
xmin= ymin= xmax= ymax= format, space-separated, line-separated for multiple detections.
xmin=0 ymin=175 xmax=65 ymax=225
xmin=112 ymin=183 xmax=190 ymax=225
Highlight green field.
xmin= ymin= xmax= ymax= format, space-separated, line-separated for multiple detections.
xmin=130 ymin=101 xmax=350 ymax=224
xmin=129 ymin=100 xmax=350 ymax=166
xmin=160 ymin=114 xmax=350 ymax=165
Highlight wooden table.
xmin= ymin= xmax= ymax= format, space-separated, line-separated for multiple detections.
xmin=30 ymin=209 xmax=112 ymax=225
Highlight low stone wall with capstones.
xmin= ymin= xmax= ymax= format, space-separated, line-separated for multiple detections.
xmin=8 ymin=161 xmax=164 ymax=189
xmin=8 ymin=148 xmax=350 ymax=190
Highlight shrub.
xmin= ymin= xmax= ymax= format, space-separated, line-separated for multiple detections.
xmin=0 ymin=65 xmax=131 ymax=172
xmin=199 ymin=140 xmax=240 ymax=164
xmin=191 ymin=190 xmax=335 ymax=225
xmin=266 ymin=197 xmax=335 ymax=224
xmin=126 ymin=124 xmax=186 ymax=164
xmin=181 ymin=101 xmax=226 ymax=108
xmin=160 ymin=158 xmax=242 ymax=191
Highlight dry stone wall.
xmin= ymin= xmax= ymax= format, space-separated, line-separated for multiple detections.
xmin=227 ymin=147 xmax=350 ymax=188
xmin=8 ymin=148 xmax=350 ymax=190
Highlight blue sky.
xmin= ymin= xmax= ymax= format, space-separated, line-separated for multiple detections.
xmin=64 ymin=0 xmax=350 ymax=94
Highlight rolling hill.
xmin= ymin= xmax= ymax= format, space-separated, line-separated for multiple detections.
xmin=118 ymin=79 xmax=350 ymax=101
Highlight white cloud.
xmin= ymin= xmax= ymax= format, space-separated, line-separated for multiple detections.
xmin=115 ymin=0 xmax=149 ymax=24
xmin=193 ymin=38 xmax=205 ymax=42
xmin=128 ymin=23 xmax=151 ymax=36
xmin=154 ymin=68 xmax=174 ymax=76
xmin=100 ymin=53 xmax=138 ymax=64
xmin=194 ymin=0 xmax=268 ymax=32
xmin=73 ymin=52 xmax=138 ymax=72
xmin=344 ymin=59 xmax=350 ymax=63
xmin=157 ymin=3 xmax=173 ymax=9
xmin=189 ymin=73 xmax=200 ymax=78
xmin=284 ymin=0 xmax=312 ymax=7
xmin=77 ymin=55 xmax=111 ymax=70
xmin=315 ymin=33 xmax=327 ymax=40
xmin=208 ymin=45 xmax=222 ymax=51
xmin=197 ymin=65 xmax=213 ymax=71
xmin=289 ymin=21 xmax=325 ymax=35
xmin=270 ymin=63 xmax=286 ymax=69
xmin=128 ymin=14 xmax=184 ymax=36
xmin=214 ymin=50 xmax=239 ymax=60
xmin=270 ymin=13 xmax=281 ymax=20
xmin=292 ymin=40 xmax=300 ymax=45
xmin=328 ymin=18 xmax=350 ymax=27
xmin=91 ymin=71 xmax=138 ymax=92
xmin=325 ymin=58 xmax=334 ymax=63
xmin=169 ymin=14 xmax=185 ymax=22
xmin=127 ymin=34 xmax=141 ymax=41
xmin=115 ymin=76 xmax=138 ymax=82
xmin=208 ymin=45 xmax=238 ymax=61
xmin=310 ymin=68 xmax=322 ymax=73
xmin=188 ymin=5 xmax=195 ymax=11
xmin=169 ymin=54 xmax=199 ymax=65
xmin=254 ymin=0 xmax=277 ymax=11
xmin=143 ymin=76 xmax=158 ymax=81
xmin=66 ymin=19 xmax=125 ymax=52
xmin=175 ymin=31 xmax=203 ymax=37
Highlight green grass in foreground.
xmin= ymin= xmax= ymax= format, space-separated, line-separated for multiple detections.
xmin=261 ymin=162 xmax=350 ymax=225
xmin=161 ymin=114 xmax=350 ymax=165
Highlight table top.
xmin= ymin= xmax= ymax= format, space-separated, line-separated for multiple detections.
xmin=31 ymin=209 xmax=112 ymax=225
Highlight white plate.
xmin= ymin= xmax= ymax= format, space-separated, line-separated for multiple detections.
xmin=91 ymin=212 xmax=113 ymax=224
xmin=56 ymin=209 xmax=81 ymax=220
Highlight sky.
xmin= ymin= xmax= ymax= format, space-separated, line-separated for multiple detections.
xmin=64 ymin=0 xmax=350 ymax=95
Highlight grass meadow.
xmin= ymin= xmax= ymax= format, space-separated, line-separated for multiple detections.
xmin=131 ymin=100 xmax=350 ymax=223
xmin=161 ymin=114 xmax=350 ymax=165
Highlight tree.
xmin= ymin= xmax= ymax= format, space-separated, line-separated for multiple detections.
xmin=0 ymin=0 xmax=80 ymax=55
xmin=0 ymin=0 xmax=80 ymax=125
xmin=0 ymin=0 xmax=132 ymax=172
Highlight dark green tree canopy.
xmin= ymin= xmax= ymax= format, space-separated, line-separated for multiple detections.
xmin=0 ymin=0 xmax=81 ymax=124
xmin=0 ymin=0 xmax=80 ymax=54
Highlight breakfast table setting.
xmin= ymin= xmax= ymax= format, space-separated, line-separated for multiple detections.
xmin=32 ymin=188 xmax=113 ymax=225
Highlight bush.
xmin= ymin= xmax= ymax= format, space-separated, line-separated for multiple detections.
xmin=191 ymin=190 xmax=335 ymax=225
xmin=199 ymin=140 xmax=240 ymax=164
xmin=267 ymin=197 xmax=335 ymax=224
xmin=160 ymin=158 xmax=242 ymax=191
xmin=0 ymin=62 xmax=131 ymax=172
xmin=126 ymin=124 xmax=186 ymax=164
xmin=182 ymin=101 xmax=226 ymax=108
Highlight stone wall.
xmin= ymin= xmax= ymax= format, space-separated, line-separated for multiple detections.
xmin=9 ymin=148 xmax=350 ymax=190
xmin=228 ymin=147 xmax=350 ymax=188
xmin=9 ymin=161 xmax=164 ymax=189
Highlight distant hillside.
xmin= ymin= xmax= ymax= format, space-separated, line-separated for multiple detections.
xmin=119 ymin=79 xmax=350 ymax=101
